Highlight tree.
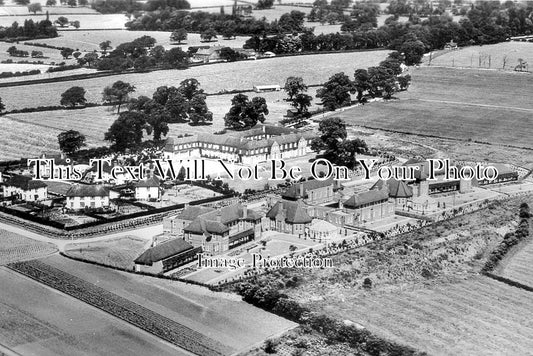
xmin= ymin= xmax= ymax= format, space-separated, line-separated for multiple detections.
xmin=99 ymin=40 xmax=112 ymax=53
xmin=353 ymin=68 xmax=370 ymax=103
xmin=316 ymin=72 xmax=354 ymax=111
xmin=60 ymin=86 xmax=87 ymax=107
xmin=67 ymin=0 xmax=76 ymax=6
xmin=219 ymin=47 xmax=241 ymax=62
xmin=15 ymin=0 xmax=30 ymax=5
xmin=60 ymin=47 xmax=74 ymax=59
xmin=336 ymin=138 xmax=367 ymax=168
xmin=310 ymin=116 xmax=347 ymax=155
xmin=400 ymin=40 xmax=426 ymax=65
xmin=102 ymin=81 xmax=136 ymax=113
xmin=291 ymin=93 xmax=313 ymax=119
xmin=200 ymin=28 xmax=217 ymax=42
xmin=284 ymin=76 xmax=307 ymax=101
xmin=170 ymin=28 xmax=187 ymax=44
xmin=71 ymin=20 xmax=80 ymax=29
xmin=256 ymin=0 xmax=274 ymax=10
xmin=57 ymin=130 xmax=86 ymax=155
xmin=367 ymin=66 xmax=397 ymax=99
xmin=28 ymin=3 xmax=42 ymax=14
xmin=162 ymin=47 xmax=189 ymax=69
xmin=188 ymin=94 xmax=213 ymax=125
xmin=0 ymin=97 xmax=5 ymax=115
xmin=46 ymin=0 xmax=56 ymax=5
xmin=105 ymin=111 xmax=150 ymax=152
xmin=224 ymin=94 xmax=269 ymax=130
xmin=78 ymin=0 xmax=87 ymax=5
xmin=398 ymin=74 xmax=411 ymax=90
xmin=55 ymin=17 xmax=69 ymax=27
xmin=72 ymin=51 xmax=81 ymax=59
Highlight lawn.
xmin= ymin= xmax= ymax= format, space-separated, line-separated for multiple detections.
xmin=63 ymin=235 xmax=149 ymax=270
xmin=1 ymin=50 xmax=389 ymax=111
xmin=337 ymin=66 xmax=533 ymax=149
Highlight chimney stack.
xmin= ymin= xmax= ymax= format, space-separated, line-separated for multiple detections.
xmin=243 ymin=204 xmax=248 ymax=219
xmin=299 ymin=183 xmax=304 ymax=199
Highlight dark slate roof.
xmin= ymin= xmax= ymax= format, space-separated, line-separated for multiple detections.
xmin=165 ymin=123 xmax=313 ymax=152
xmin=134 ymin=176 xmax=160 ymax=188
xmin=343 ymin=190 xmax=389 ymax=208
xmin=3 ymin=175 xmax=47 ymax=190
xmin=134 ymin=238 xmax=193 ymax=265
xmin=266 ymin=200 xmax=312 ymax=224
xmin=44 ymin=181 xmax=72 ymax=196
xmin=282 ymin=178 xmax=335 ymax=200
xmin=371 ymin=178 xmax=413 ymax=198
xmin=183 ymin=203 xmax=262 ymax=235
xmin=65 ymin=184 xmax=110 ymax=197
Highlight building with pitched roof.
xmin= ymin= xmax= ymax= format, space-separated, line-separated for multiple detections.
xmin=134 ymin=238 xmax=201 ymax=273
xmin=371 ymin=178 xmax=413 ymax=208
xmin=281 ymin=178 xmax=337 ymax=205
xmin=164 ymin=123 xmax=314 ymax=165
xmin=342 ymin=189 xmax=393 ymax=224
xmin=164 ymin=205 xmax=215 ymax=237
xmin=134 ymin=176 xmax=161 ymax=201
xmin=266 ymin=200 xmax=313 ymax=236
xmin=2 ymin=174 xmax=47 ymax=202
xmin=180 ymin=203 xmax=263 ymax=255
xmin=65 ymin=184 xmax=114 ymax=211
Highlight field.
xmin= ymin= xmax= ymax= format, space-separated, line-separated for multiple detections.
xmin=315 ymin=276 xmax=533 ymax=356
xmin=337 ymin=66 xmax=533 ymax=149
xmin=38 ymin=30 xmax=250 ymax=52
xmin=63 ymin=236 xmax=149 ymax=270
xmin=1 ymin=50 xmax=389 ymax=111
xmin=429 ymin=42 xmax=533 ymax=71
xmin=0 ymin=266 xmax=191 ymax=356
xmin=0 ymin=228 xmax=57 ymax=265
xmin=31 ymin=254 xmax=298 ymax=354
xmin=0 ymin=13 xmax=127 ymax=29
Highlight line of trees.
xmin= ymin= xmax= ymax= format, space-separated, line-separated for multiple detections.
xmin=0 ymin=19 xmax=57 ymax=40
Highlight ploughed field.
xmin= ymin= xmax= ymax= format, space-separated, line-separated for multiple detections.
xmin=313 ymin=276 xmax=533 ymax=356
xmin=0 ymin=266 xmax=190 ymax=356
xmin=10 ymin=254 xmax=297 ymax=354
xmin=338 ymin=66 xmax=533 ymax=149
xmin=1 ymin=50 xmax=389 ymax=111
xmin=0 ymin=228 xmax=57 ymax=265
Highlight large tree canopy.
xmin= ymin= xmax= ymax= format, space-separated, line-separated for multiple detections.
xmin=224 ymin=94 xmax=269 ymax=130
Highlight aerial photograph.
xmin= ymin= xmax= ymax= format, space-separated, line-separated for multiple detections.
xmin=0 ymin=0 xmax=531 ymax=355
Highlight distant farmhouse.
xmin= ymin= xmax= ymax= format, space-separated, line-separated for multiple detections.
xmin=164 ymin=123 xmax=314 ymax=165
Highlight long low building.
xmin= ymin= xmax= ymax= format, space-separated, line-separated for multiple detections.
xmin=164 ymin=123 xmax=314 ymax=165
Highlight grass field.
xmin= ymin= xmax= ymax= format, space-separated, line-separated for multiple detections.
xmin=39 ymin=30 xmax=250 ymax=53
xmin=63 ymin=236 xmax=148 ymax=270
xmin=1 ymin=50 xmax=389 ymax=111
xmin=337 ymin=66 xmax=533 ymax=149
xmin=429 ymin=42 xmax=533 ymax=71
xmin=0 ymin=13 xmax=126 ymax=29
xmin=0 ymin=229 xmax=57 ymax=265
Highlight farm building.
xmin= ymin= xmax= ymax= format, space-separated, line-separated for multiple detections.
xmin=192 ymin=46 xmax=224 ymax=63
xmin=1 ymin=174 xmax=47 ymax=202
xmin=65 ymin=184 xmax=116 ymax=211
xmin=266 ymin=200 xmax=313 ymax=236
xmin=182 ymin=203 xmax=263 ymax=255
xmin=134 ymin=176 xmax=161 ymax=201
xmin=253 ymin=84 xmax=281 ymax=92
xmin=134 ymin=238 xmax=201 ymax=273
xmin=164 ymin=123 xmax=314 ymax=165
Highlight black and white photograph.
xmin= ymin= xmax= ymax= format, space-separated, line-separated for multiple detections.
xmin=0 ymin=0 xmax=532 ymax=355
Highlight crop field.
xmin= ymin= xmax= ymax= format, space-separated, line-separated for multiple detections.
xmin=0 ymin=266 xmax=190 ymax=356
xmin=1 ymin=50 xmax=389 ymax=110
xmin=0 ymin=228 xmax=57 ymax=265
xmin=337 ymin=67 xmax=533 ymax=149
xmin=35 ymin=254 xmax=297 ymax=354
xmin=310 ymin=276 xmax=533 ymax=356
xmin=498 ymin=237 xmax=533 ymax=288
xmin=63 ymin=236 xmax=148 ymax=270
xmin=0 ymin=106 xmax=115 ymax=160
xmin=429 ymin=42 xmax=533 ymax=71
xmin=0 ymin=4 xmax=96 ymax=15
